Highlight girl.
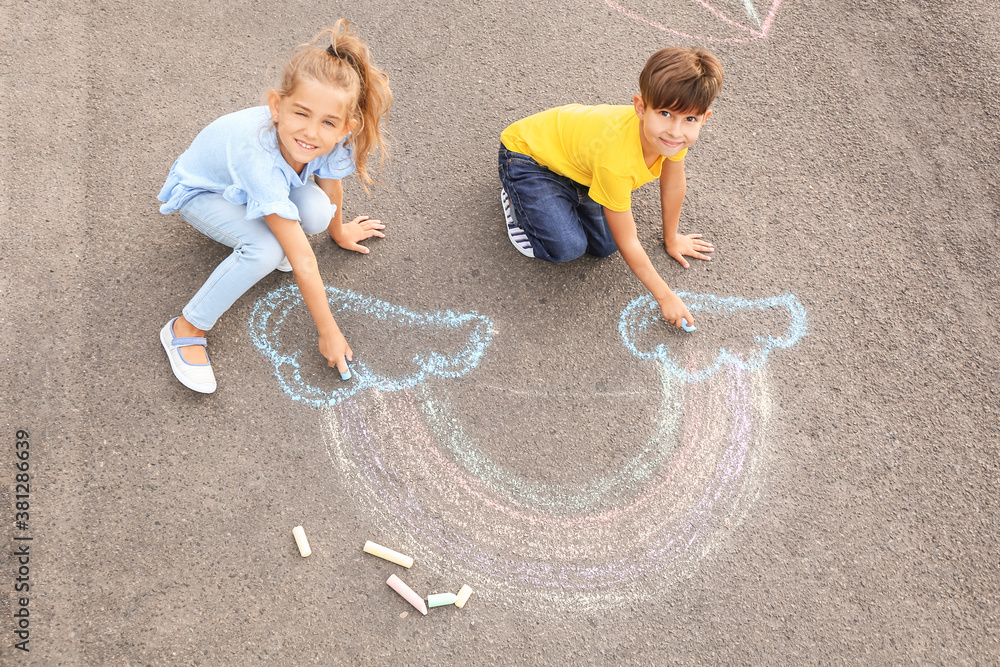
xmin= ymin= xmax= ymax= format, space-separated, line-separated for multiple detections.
xmin=157 ymin=20 xmax=392 ymax=394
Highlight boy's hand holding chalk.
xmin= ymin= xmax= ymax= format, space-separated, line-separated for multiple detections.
xmin=657 ymin=291 xmax=694 ymax=332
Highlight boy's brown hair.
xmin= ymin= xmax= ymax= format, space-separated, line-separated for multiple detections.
xmin=639 ymin=47 xmax=723 ymax=116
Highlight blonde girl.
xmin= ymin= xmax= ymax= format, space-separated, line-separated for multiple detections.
xmin=157 ymin=20 xmax=392 ymax=393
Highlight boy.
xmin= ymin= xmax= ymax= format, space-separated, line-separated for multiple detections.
xmin=498 ymin=47 xmax=722 ymax=328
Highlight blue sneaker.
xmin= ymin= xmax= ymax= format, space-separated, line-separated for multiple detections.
xmin=501 ymin=188 xmax=534 ymax=258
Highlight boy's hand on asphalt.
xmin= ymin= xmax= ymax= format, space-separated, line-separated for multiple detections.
xmin=657 ymin=292 xmax=694 ymax=328
xmin=666 ymin=233 xmax=713 ymax=269
xmin=332 ymin=215 xmax=386 ymax=254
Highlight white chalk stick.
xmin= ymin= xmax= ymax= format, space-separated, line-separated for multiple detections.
xmin=292 ymin=525 xmax=311 ymax=557
xmin=387 ymin=574 xmax=427 ymax=615
xmin=364 ymin=540 xmax=414 ymax=568
xmin=455 ymin=584 xmax=473 ymax=608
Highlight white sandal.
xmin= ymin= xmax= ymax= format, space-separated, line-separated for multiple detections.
xmin=160 ymin=318 xmax=217 ymax=394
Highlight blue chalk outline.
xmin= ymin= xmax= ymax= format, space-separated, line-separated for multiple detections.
xmin=619 ymin=292 xmax=807 ymax=383
xmin=249 ymin=285 xmax=494 ymax=408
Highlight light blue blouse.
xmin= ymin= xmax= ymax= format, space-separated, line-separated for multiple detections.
xmin=157 ymin=106 xmax=355 ymax=221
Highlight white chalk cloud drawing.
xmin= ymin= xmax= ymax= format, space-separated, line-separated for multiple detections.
xmin=251 ymin=287 xmax=806 ymax=611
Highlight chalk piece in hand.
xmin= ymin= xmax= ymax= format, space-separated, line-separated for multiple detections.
xmin=364 ymin=540 xmax=414 ymax=568
xmin=292 ymin=525 xmax=311 ymax=557
xmin=680 ymin=318 xmax=696 ymax=332
xmin=427 ymin=592 xmax=458 ymax=608
xmin=340 ymin=365 xmax=352 ymax=381
xmin=455 ymin=584 xmax=474 ymax=608
xmin=387 ymin=574 xmax=427 ymax=615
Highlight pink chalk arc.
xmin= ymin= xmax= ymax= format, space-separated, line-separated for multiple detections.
xmin=599 ymin=0 xmax=785 ymax=43
xmin=322 ymin=358 xmax=769 ymax=611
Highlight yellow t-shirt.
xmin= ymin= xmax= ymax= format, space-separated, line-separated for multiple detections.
xmin=501 ymin=104 xmax=687 ymax=212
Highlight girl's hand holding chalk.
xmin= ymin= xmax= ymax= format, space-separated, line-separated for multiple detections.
xmin=319 ymin=329 xmax=353 ymax=379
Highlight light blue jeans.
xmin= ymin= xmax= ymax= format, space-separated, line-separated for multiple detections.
xmin=178 ymin=180 xmax=335 ymax=331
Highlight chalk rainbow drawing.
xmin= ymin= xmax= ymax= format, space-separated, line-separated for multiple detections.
xmin=599 ymin=0 xmax=785 ymax=43
xmin=250 ymin=287 xmax=806 ymax=610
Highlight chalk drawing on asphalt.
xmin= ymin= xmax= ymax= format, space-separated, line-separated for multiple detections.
xmin=248 ymin=284 xmax=494 ymax=408
xmin=250 ymin=287 xmax=806 ymax=611
xmin=600 ymin=0 xmax=785 ymax=43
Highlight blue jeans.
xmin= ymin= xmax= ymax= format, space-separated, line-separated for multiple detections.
xmin=178 ymin=180 xmax=335 ymax=331
xmin=497 ymin=146 xmax=617 ymax=263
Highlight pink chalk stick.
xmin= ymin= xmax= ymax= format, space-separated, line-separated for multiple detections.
xmin=386 ymin=574 xmax=427 ymax=615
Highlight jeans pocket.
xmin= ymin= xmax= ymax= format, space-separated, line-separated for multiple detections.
xmin=507 ymin=156 xmax=538 ymax=167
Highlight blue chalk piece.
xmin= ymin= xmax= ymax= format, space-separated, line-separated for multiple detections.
xmin=340 ymin=366 xmax=352 ymax=381
xmin=680 ymin=318 xmax=697 ymax=333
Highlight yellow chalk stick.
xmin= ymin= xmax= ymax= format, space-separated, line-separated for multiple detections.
xmin=455 ymin=584 xmax=473 ymax=608
xmin=364 ymin=540 xmax=414 ymax=568
xmin=387 ymin=574 xmax=427 ymax=615
xmin=292 ymin=525 xmax=311 ymax=558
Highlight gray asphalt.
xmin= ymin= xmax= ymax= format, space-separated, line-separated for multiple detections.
xmin=1 ymin=0 xmax=998 ymax=664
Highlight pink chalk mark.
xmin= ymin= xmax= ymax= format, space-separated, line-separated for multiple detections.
xmin=600 ymin=0 xmax=785 ymax=43
xmin=334 ymin=363 xmax=755 ymax=588
xmin=392 ymin=378 xmax=711 ymax=531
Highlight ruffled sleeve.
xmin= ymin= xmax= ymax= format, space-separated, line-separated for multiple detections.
xmin=157 ymin=160 xmax=187 ymax=214
xmin=314 ymin=137 xmax=356 ymax=180
xmin=225 ymin=131 xmax=300 ymax=221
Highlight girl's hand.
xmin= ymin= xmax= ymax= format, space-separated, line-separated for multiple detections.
xmin=319 ymin=329 xmax=353 ymax=376
xmin=665 ymin=233 xmax=713 ymax=268
xmin=657 ymin=291 xmax=694 ymax=329
xmin=330 ymin=215 xmax=386 ymax=254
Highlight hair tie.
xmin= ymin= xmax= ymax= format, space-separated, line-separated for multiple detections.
xmin=326 ymin=44 xmax=364 ymax=94
xmin=327 ymin=44 xmax=356 ymax=69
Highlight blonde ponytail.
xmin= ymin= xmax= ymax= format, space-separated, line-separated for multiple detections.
xmin=276 ymin=19 xmax=392 ymax=191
